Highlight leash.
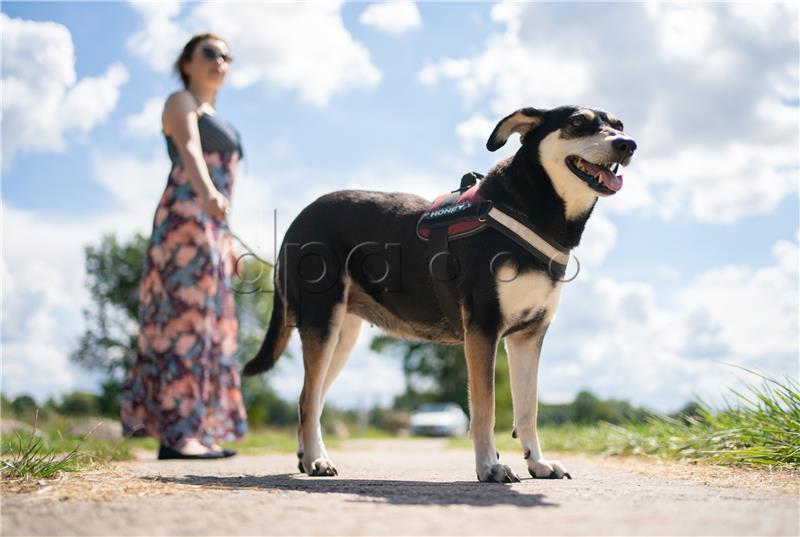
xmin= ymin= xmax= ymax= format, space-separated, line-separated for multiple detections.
xmin=230 ymin=228 xmax=273 ymax=267
xmin=219 ymin=207 xmax=274 ymax=268
xmin=220 ymin=213 xmax=276 ymax=295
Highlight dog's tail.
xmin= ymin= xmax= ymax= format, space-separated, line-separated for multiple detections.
xmin=242 ymin=290 xmax=292 ymax=377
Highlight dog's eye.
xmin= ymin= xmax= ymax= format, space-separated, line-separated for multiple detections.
xmin=571 ymin=118 xmax=584 ymax=128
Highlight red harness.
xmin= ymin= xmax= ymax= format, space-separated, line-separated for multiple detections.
xmin=415 ymin=172 xmax=571 ymax=331
xmin=416 ymin=182 xmax=489 ymax=240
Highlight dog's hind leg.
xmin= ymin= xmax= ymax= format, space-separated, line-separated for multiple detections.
xmin=505 ymin=328 xmax=571 ymax=479
xmin=464 ymin=327 xmax=520 ymax=483
xmin=297 ymin=299 xmax=348 ymax=477
xmin=323 ymin=313 xmax=362 ymax=397
xmin=296 ymin=312 xmax=362 ymax=473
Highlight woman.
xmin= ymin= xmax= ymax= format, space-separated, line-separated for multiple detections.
xmin=121 ymin=33 xmax=247 ymax=459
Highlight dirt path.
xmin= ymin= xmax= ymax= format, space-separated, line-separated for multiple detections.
xmin=3 ymin=439 xmax=798 ymax=536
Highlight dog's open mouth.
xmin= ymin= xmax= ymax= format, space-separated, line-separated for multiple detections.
xmin=565 ymin=156 xmax=623 ymax=194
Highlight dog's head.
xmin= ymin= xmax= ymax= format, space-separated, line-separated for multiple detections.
xmin=487 ymin=106 xmax=636 ymax=199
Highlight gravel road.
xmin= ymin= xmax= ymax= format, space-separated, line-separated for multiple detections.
xmin=3 ymin=439 xmax=798 ymax=536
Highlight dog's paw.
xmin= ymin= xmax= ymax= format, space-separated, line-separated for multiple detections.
xmin=528 ymin=458 xmax=571 ymax=479
xmin=307 ymin=458 xmax=338 ymax=477
xmin=478 ymin=463 xmax=520 ymax=483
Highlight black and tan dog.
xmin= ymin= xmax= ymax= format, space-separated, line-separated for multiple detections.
xmin=243 ymin=105 xmax=637 ymax=482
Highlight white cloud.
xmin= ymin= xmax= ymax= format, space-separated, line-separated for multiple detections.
xmin=125 ymin=2 xmax=188 ymax=73
xmin=125 ymin=97 xmax=164 ymax=138
xmin=91 ymin=150 xmax=170 ymax=213
xmin=675 ymin=238 xmax=799 ymax=361
xmin=1 ymin=14 xmax=129 ymax=169
xmin=646 ymin=4 xmax=717 ymax=63
xmin=419 ymin=30 xmax=589 ymax=114
xmin=359 ymin=1 xmax=422 ymax=37
xmin=572 ymin=212 xmax=617 ymax=269
xmin=455 ymin=114 xmax=495 ymax=154
xmin=419 ymin=2 xmax=800 ymax=224
xmin=544 ymin=235 xmax=799 ymax=411
xmin=126 ymin=2 xmax=382 ymax=107
xmin=418 ymin=57 xmax=470 ymax=86
xmin=1 ymin=146 xmax=176 ymax=400
xmin=2 ymin=204 xmax=102 ymax=399
xmin=636 ymin=140 xmax=799 ymax=223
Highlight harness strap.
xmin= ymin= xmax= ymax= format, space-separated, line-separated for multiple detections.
xmin=484 ymin=207 xmax=568 ymax=278
xmin=428 ymin=226 xmax=463 ymax=331
xmin=419 ymin=172 xmax=573 ymax=330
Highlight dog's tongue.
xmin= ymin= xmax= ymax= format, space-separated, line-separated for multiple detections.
xmin=583 ymin=161 xmax=624 ymax=192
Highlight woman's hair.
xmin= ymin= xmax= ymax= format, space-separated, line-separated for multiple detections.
xmin=174 ymin=32 xmax=228 ymax=89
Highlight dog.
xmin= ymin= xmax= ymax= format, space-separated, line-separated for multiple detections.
xmin=243 ymin=105 xmax=637 ymax=482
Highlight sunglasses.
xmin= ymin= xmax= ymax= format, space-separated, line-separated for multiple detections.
xmin=200 ymin=46 xmax=233 ymax=64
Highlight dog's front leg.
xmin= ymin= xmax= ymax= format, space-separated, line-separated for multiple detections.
xmin=464 ymin=328 xmax=520 ymax=483
xmin=505 ymin=329 xmax=571 ymax=479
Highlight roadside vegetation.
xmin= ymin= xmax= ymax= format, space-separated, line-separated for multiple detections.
xmin=448 ymin=372 xmax=799 ymax=470
xmin=4 ymin=371 xmax=796 ymax=481
xmin=604 ymin=372 xmax=799 ymax=469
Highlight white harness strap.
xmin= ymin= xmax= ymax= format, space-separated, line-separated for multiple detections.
xmin=486 ymin=207 xmax=571 ymax=267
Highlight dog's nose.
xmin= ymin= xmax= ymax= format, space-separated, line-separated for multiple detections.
xmin=612 ymin=137 xmax=637 ymax=155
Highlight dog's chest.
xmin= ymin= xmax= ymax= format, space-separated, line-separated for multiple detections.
xmin=495 ymin=268 xmax=561 ymax=327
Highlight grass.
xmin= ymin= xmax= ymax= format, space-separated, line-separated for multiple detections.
xmin=1 ymin=413 xmax=161 ymax=480
xmin=2 ymin=432 xmax=81 ymax=479
xmin=447 ymin=424 xmax=618 ymax=453
xmin=607 ymin=371 xmax=800 ymax=469
xmin=1 ymin=428 xmax=158 ymax=465
xmin=220 ymin=428 xmax=299 ymax=454
xmin=1 ymin=413 xmax=83 ymax=479
xmin=449 ymin=371 xmax=799 ymax=470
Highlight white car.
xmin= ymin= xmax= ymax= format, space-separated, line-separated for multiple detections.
xmin=409 ymin=403 xmax=469 ymax=437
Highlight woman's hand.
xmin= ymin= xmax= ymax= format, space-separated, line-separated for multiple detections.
xmin=202 ymin=189 xmax=230 ymax=220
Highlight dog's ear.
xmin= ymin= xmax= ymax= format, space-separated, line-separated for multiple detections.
xmin=486 ymin=108 xmax=545 ymax=152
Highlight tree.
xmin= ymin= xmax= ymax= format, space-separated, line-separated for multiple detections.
xmin=243 ymin=377 xmax=296 ymax=428
xmin=11 ymin=394 xmax=38 ymax=417
xmin=370 ymin=337 xmax=514 ymax=429
xmin=59 ymin=391 xmax=101 ymax=416
xmin=71 ymin=233 xmax=147 ymax=399
xmin=71 ymin=232 xmax=282 ymax=418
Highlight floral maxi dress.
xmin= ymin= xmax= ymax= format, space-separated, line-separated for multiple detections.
xmin=121 ymin=111 xmax=248 ymax=447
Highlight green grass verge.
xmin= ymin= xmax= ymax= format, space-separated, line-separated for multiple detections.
xmin=450 ymin=371 xmax=799 ymax=469
xmin=220 ymin=428 xmax=299 ymax=454
xmin=609 ymin=371 xmax=799 ymax=468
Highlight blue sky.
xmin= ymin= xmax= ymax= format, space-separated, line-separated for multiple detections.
xmin=2 ymin=1 xmax=798 ymax=413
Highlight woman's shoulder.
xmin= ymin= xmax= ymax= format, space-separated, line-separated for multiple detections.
xmin=164 ymin=90 xmax=199 ymax=113
xmin=162 ymin=91 xmax=202 ymax=135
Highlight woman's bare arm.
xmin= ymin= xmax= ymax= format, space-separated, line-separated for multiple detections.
xmin=162 ymin=91 xmax=229 ymax=219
